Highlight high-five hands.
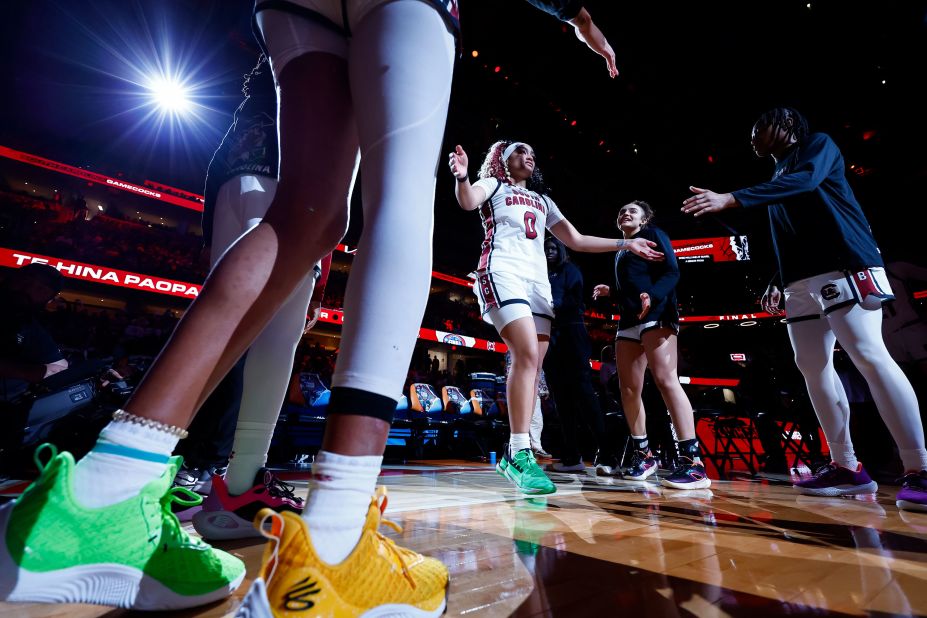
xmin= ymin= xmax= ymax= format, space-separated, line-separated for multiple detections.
xmin=681 ymin=186 xmax=738 ymax=217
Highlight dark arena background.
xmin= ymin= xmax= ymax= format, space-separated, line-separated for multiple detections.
xmin=2 ymin=1 xmax=927 ymax=617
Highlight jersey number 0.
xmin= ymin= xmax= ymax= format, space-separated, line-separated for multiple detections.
xmin=524 ymin=211 xmax=538 ymax=239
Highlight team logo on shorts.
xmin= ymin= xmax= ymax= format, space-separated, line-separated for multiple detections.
xmin=820 ymin=284 xmax=840 ymax=301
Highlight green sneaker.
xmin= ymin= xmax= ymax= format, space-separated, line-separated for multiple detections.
xmin=0 ymin=445 xmax=245 ymax=609
xmin=496 ymin=447 xmax=556 ymax=495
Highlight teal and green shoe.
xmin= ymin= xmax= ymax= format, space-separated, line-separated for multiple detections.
xmin=496 ymin=447 xmax=556 ymax=495
xmin=0 ymin=445 xmax=245 ymax=609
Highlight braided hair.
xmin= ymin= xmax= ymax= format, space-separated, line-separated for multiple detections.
xmin=477 ymin=140 xmax=547 ymax=194
xmin=754 ymin=107 xmax=809 ymax=143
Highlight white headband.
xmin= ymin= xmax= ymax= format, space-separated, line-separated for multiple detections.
xmin=502 ymin=142 xmax=527 ymax=162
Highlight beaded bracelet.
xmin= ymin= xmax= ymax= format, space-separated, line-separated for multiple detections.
xmin=112 ymin=409 xmax=189 ymax=439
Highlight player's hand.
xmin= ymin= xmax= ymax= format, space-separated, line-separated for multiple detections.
xmin=448 ymin=145 xmax=469 ymax=181
xmin=761 ymin=285 xmax=783 ymax=315
xmin=570 ymin=9 xmax=618 ymax=78
xmin=681 ymin=186 xmax=738 ymax=217
xmin=625 ymin=237 xmax=664 ymax=261
xmin=637 ymin=293 xmax=651 ymax=320
xmin=592 ymin=284 xmax=610 ymax=299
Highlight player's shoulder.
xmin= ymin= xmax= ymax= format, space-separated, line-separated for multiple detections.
xmin=805 ymin=132 xmax=837 ymax=149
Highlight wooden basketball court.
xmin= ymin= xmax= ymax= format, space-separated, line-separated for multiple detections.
xmin=3 ymin=462 xmax=926 ymax=617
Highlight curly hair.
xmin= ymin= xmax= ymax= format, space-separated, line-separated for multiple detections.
xmin=477 ymin=140 xmax=547 ymax=194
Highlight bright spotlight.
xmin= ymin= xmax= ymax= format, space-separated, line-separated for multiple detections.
xmin=148 ymin=77 xmax=191 ymax=113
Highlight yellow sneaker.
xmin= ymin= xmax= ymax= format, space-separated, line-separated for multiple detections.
xmin=238 ymin=489 xmax=448 ymax=617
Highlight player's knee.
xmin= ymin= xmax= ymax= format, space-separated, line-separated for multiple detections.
xmin=620 ymin=384 xmax=642 ymax=401
xmin=652 ymin=371 xmax=679 ymax=394
xmin=793 ymin=349 xmax=827 ymax=374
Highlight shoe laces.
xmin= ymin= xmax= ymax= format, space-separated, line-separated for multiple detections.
xmin=373 ymin=487 xmax=419 ymax=590
xmin=671 ymin=456 xmax=699 ymax=476
xmin=33 ymin=442 xmax=58 ymax=476
xmin=157 ymin=486 xmax=207 ymax=549
xmin=629 ymin=450 xmax=649 ymax=469
xmin=512 ymin=447 xmax=537 ymax=466
xmin=811 ymin=462 xmax=838 ymax=478
xmin=897 ymin=470 xmax=927 ymax=490
xmin=262 ymin=472 xmax=304 ymax=505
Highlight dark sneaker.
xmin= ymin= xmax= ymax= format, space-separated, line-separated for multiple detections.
xmin=896 ymin=470 xmax=927 ymax=512
xmin=593 ymin=451 xmax=621 ymax=477
xmin=661 ymin=457 xmax=712 ymax=489
xmin=761 ymin=456 xmax=790 ymax=475
xmin=624 ymin=450 xmax=658 ymax=481
xmin=793 ymin=462 xmax=878 ymax=496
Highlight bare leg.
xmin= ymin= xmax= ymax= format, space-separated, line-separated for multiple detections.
xmin=501 ymin=318 xmax=542 ymax=434
xmin=126 ymin=53 xmax=359 ymax=428
xmin=642 ymin=328 xmax=696 ymax=440
xmin=617 ymin=340 xmax=648 ymax=436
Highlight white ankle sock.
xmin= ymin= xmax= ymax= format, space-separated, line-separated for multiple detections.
xmin=899 ymin=448 xmax=927 ymax=473
xmin=828 ymin=442 xmax=859 ymax=470
xmin=73 ymin=413 xmax=180 ymax=508
xmin=224 ymin=421 xmax=277 ymax=495
xmin=509 ymin=433 xmax=530 ymax=453
xmin=301 ymin=450 xmax=383 ymax=565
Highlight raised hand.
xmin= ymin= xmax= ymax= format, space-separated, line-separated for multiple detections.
xmin=448 ymin=145 xmax=469 ymax=180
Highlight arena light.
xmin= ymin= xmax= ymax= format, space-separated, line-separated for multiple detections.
xmin=147 ymin=76 xmax=192 ymax=114
xmin=46 ymin=0 xmax=232 ymax=169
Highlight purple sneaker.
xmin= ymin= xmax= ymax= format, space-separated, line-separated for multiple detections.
xmin=793 ymin=462 xmax=878 ymax=496
xmin=625 ymin=450 xmax=659 ymax=481
xmin=896 ymin=470 xmax=927 ymax=512
xmin=661 ymin=457 xmax=712 ymax=490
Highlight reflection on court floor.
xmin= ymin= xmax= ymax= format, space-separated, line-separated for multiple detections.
xmin=4 ymin=463 xmax=927 ymax=617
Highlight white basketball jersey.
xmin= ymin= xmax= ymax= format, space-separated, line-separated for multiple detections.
xmin=472 ymin=178 xmax=564 ymax=283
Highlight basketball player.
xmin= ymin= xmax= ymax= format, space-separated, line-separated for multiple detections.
xmin=450 ymin=141 xmax=663 ymax=495
xmin=187 ymin=54 xmax=332 ymax=541
xmin=0 ymin=1 xmax=622 ymax=615
xmin=681 ymin=107 xmax=927 ymax=510
xmin=593 ymin=200 xmax=711 ymax=489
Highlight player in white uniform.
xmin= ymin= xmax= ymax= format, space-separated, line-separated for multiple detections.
xmin=450 ymin=140 xmax=664 ymax=494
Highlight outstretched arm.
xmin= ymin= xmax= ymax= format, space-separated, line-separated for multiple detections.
xmin=448 ymin=145 xmax=487 ymax=211
xmin=549 ymin=218 xmax=663 ymax=260
xmin=523 ymin=1 xmax=618 ymax=77
xmin=683 ymin=134 xmax=842 ymax=216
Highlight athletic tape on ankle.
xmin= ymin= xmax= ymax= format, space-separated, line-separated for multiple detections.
xmin=93 ymin=441 xmax=171 ymax=464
